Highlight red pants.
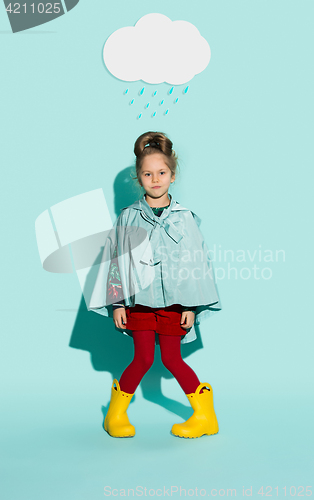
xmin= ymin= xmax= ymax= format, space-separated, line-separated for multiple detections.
xmin=125 ymin=304 xmax=187 ymax=336
xmin=118 ymin=305 xmax=201 ymax=395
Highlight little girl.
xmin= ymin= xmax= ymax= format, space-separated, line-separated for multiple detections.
xmin=89 ymin=131 xmax=222 ymax=439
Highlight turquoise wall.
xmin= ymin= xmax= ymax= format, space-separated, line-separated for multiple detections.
xmin=1 ymin=1 xmax=313 ymax=498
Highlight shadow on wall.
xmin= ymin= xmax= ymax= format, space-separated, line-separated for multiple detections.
xmin=69 ymin=166 xmax=204 ymax=421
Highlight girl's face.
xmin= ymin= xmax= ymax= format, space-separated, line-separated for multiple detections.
xmin=139 ymin=153 xmax=175 ymax=201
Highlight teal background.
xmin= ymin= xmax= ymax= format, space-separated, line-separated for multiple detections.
xmin=1 ymin=0 xmax=313 ymax=498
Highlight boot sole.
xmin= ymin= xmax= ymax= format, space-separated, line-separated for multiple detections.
xmin=105 ymin=429 xmax=135 ymax=438
xmin=171 ymin=429 xmax=219 ymax=438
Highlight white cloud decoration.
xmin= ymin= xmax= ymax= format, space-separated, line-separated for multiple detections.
xmin=103 ymin=13 xmax=211 ymax=85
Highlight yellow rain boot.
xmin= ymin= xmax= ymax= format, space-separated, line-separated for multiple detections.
xmin=171 ymin=382 xmax=219 ymax=438
xmin=104 ymin=379 xmax=135 ymax=438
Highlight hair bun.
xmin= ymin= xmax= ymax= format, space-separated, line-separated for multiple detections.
xmin=134 ymin=131 xmax=173 ymax=158
xmin=146 ymin=141 xmax=160 ymax=149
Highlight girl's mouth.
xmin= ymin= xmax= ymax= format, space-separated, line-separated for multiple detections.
xmin=152 ymin=186 xmax=161 ymax=189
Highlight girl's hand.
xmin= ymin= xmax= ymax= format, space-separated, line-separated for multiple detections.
xmin=180 ymin=311 xmax=195 ymax=330
xmin=113 ymin=307 xmax=127 ymax=329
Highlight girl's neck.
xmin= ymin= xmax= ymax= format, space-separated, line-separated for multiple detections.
xmin=144 ymin=192 xmax=171 ymax=208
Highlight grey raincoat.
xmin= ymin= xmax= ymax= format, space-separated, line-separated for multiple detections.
xmin=88 ymin=194 xmax=222 ymax=343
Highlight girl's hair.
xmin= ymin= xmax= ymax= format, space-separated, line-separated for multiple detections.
xmin=133 ymin=131 xmax=179 ymax=186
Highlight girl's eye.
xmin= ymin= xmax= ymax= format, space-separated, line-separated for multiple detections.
xmin=144 ymin=172 xmax=165 ymax=176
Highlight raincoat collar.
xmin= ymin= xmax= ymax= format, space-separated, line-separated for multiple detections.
xmin=121 ymin=193 xmax=194 ymax=265
xmin=126 ymin=193 xmax=190 ymax=220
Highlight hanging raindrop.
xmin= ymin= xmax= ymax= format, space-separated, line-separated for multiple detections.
xmin=152 ymin=111 xmax=157 ymax=117
xmin=159 ymin=99 xmax=164 ymax=106
xmin=145 ymin=102 xmax=150 ymax=109
xmin=164 ymin=109 xmax=169 ymax=115
xmin=174 ymin=97 xmax=179 ymax=104
xmin=124 ymin=88 xmax=129 ymax=95
xmin=153 ymin=90 xmax=157 ymax=97
xmin=183 ymin=86 xmax=189 ymax=94
xmin=139 ymin=87 xmax=145 ymax=96
xmin=129 ymin=99 xmax=134 ymax=105
xmin=168 ymin=87 xmax=174 ymax=95
xmin=137 ymin=113 xmax=142 ymax=119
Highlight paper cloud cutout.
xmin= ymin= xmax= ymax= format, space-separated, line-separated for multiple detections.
xmin=103 ymin=13 xmax=211 ymax=85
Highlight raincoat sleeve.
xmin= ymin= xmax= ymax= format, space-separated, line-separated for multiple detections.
xmin=107 ymin=245 xmax=125 ymax=308
xmin=186 ymin=210 xmax=222 ymax=325
xmin=181 ymin=306 xmax=196 ymax=312
xmin=87 ymin=209 xmax=149 ymax=316
xmin=87 ymin=212 xmax=125 ymax=318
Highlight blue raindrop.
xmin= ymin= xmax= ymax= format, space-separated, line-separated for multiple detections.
xmin=152 ymin=111 xmax=157 ymax=117
xmin=124 ymin=88 xmax=129 ymax=95
xmin=129 ymin=99 xmax=134 ymax=105
xmin=159 ymin=99 xmax=164 ymax=106
xmin=153 ymin=90 xmax=157 ymax=97
xmin=139 ymin=87 xmax=145 ymax=96
xmin=137 ymin=113 xmax=142 ymax=119
xmin=168 ymin=87 xmax=174 ymax=95
xmin=164 ymin=109 xmax=169 ymax=115
xmin=145 ymin=102 xmax=150 ymax=109
xmin=183 ymin=86 xmax=189 ymax=94
xmin=174 ymin=97 xmax=179 ymax=104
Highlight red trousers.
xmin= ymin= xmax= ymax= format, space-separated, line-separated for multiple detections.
xmin=118 ymin=305 xmax=201 ymax=395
